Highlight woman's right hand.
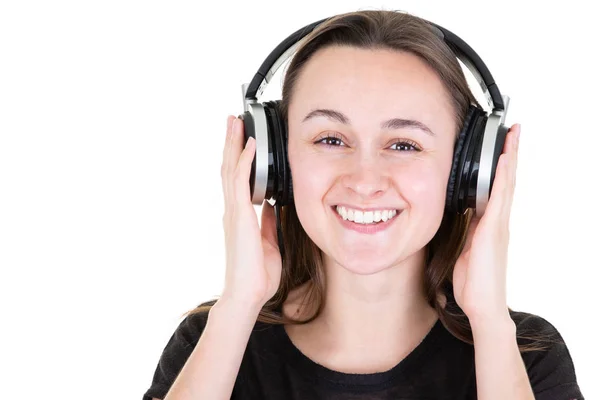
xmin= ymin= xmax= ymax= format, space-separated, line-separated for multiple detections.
xmin=219 ymin=115 xmax=283 ymax=310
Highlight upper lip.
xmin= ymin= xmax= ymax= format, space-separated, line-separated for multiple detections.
xmin=333 ymin=204 xmax=400 ymax=212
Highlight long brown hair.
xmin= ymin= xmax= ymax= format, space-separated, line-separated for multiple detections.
xmin=187 ymin=9 xmax=558 ymax=352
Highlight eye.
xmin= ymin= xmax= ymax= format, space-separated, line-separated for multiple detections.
xmin=314 ymin=134 xmax=422 ymax=152
xmin=389 ymin=139 xmax=421 ymax=152
xmin=314 ymin=133 xmax=346 ymax=147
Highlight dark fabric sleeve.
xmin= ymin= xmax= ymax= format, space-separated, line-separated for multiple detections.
xmin=514 ymin=312 xmax=584 ymax=400
xmin=142 ymin=306 xmax=212 ymax=400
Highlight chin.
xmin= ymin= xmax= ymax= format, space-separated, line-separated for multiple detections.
xmin=333 ymin=250 xmax=399 ymax=276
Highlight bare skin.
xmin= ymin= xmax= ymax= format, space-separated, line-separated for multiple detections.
xmin=278 ymin=45 xmax=455 ymax=374
xmin=281 ymin=281 xmax=439 ymax=374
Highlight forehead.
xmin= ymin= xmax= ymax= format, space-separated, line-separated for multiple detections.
xmin=288 ymin=45 xmax=455 ymax=136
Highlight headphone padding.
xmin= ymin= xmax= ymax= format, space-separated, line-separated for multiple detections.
xmin=264 ymin=100 xmax=292 ymax=205
xmin=458 ymin=110 xmax=487 ymax=212
xmin=446 ymin=106 xmax=478 ymax=211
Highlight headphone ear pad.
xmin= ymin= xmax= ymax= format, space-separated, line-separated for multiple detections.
xmin=263 ymin=100 xmax=292 ymax=206
xmin=446 ymin=106 xmax=478 ymax=212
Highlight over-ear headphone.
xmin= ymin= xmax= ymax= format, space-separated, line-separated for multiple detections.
xmin=239 ymin=13 xmax=510 ymax=217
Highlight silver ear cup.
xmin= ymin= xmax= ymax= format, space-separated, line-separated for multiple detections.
xmin=247 ymin=103 xmax=270 ymax=205
xmin=475 ymin=96 xmax=510 ymax=217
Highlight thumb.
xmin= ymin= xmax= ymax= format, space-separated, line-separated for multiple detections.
xmin=260 ymin=201 xmax=279 ymax=249
xmin=463 ymin=213 xmax=480 ymax=253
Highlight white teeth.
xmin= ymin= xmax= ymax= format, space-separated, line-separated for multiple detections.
xmin=354 ymin=211 xmax=364 ymax=223
xmin=335 ymin=206 xmax=398 ymax=225
xmin=373 ymin=210 xmax=381 ymax=222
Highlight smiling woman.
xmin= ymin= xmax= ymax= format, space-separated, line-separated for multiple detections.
xmin=142 ymin=9 xmax=584 ymax=400
xmin=287 ymin=46 xmax=456 ymax=278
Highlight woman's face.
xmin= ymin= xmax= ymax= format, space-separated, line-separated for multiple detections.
xmin=287 ymin=45 xmax=457 ymax=275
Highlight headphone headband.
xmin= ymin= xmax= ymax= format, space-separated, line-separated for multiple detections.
xmin=239 ymin=11 xmax=511 ymax=224
xmin=243 ymin=16 xmax=505 ymax=112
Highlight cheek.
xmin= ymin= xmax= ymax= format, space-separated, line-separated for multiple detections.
xmin=287 ymin=143 xmax=332 ymax=205
xmin=395 ymin=160 xmax=450 ymax=208
xmin=287 ymin=147 xmax=334 ymax=241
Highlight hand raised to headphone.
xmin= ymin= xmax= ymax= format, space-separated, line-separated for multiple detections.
xmin=452 ymin=123 xmax=521 ymax=327
xmin=220 ymin=115 xmax=283 ymax=310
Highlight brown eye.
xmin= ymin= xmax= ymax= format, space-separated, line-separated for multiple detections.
xmin=390 ymin=140 xmax=421 ymax=152
xmin=314 ymin=133 xmax=346 ymax=147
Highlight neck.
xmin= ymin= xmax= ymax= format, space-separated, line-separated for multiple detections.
xmin=318 ymin=248 xmax=437 ymax=348
xmin=281 ymin=247 xmax=440 ymax=373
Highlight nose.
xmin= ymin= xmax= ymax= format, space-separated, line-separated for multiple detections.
xmin=341 ymin=157 xmax=390 ymax=199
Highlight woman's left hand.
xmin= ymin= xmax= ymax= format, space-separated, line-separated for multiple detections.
xmin=452 ymin=123 xmax=521 ymax=324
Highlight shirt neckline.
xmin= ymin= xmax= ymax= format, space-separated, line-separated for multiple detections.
xmin=270 ymin=316 xmax=448 ymax=389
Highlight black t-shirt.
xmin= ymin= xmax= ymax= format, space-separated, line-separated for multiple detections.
xmin=143 ymin=308 xmax=584 ymax=400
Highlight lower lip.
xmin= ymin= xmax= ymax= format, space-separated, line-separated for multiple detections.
xmin=331 ymin=207 xmax=401 ymax=234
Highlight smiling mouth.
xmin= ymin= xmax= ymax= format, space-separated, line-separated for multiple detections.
xmin=331 ymin=205 xmax=401 ymax=225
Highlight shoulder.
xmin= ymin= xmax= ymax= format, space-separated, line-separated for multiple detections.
xmin=170 ymin=300 xmax=215 ymax=344
xmin=508 ymin=310 xmax=584 ymax=398
xmin=142 ymin=300 xmax=216 ymax=400
xmin=509 ymin=309 xmax=557 ymax=329
xmin=509 ymin=310 xmax=564 ymax=342
xmin=171 ymin=299 xmax=273 ymax=344
xmin=508 ymin=309 xmax=571 ymax=357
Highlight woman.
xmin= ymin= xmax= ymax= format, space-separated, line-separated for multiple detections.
xmin=143 ymin=10 xmax=583 ymax=399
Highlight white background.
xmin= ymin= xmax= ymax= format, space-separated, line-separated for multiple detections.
xmin=1 ymin=1 xmax=598 ymax=399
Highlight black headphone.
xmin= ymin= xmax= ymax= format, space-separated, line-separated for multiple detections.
xmin=239 ymin=13 xmax=510 ymax=218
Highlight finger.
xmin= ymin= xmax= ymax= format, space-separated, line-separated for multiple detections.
xmin=260 ymin=201 xmax=279 ymax=249
xmin=511 ymin=124 xmax=520 ymax=189
xmin=503 ymin=123 xmax=519 ymax=154
xmin=490 ymin=123 xmax=517 ymax=218
xmin=463 ymin=213 xmax=481 ymax=253
xmin=233 ymin=134 xmax=256 ymax=206
xmin=485 ymin=153 xmax=509 ymax=226
xmin=221 ymin=115 xmax=236 ymax=208
xmin=503 ymin=124 xmax=520 ymax=217
xmin=226 ymin=117 xmax=246 ymax=211
xmin=488 ymin=123 xmax=521 ymax=222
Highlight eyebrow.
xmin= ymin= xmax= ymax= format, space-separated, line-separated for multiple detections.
xmin=301 ymin=108 xmax=435 ymax=137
